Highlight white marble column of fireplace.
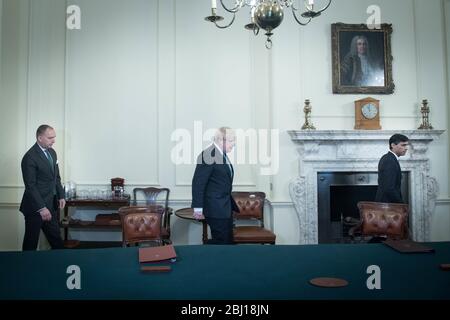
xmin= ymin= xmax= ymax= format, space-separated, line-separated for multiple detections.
xmin=288 ymin=130 xmax=444 ymax=244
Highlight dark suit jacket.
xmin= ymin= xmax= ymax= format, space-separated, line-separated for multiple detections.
xmin=375 ymin=151 xmax=403 ymax=203
xmin=191 ymin=144 xmax=239 ymax=219
xmin=20 ymin=143 xmax=64 ymax=215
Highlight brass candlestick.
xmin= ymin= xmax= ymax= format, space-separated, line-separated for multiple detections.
xmin=301 ymin=99 xmax=316 ymax=130
xmin=418 ymin=99 xmax=433 ymax=129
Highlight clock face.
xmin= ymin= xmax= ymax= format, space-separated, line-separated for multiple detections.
xmin=361 ymin=103 xmax=378 ymax=119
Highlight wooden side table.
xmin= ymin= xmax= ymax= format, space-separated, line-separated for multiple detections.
xmin=175 ymin=207 xmax=208 ymax=244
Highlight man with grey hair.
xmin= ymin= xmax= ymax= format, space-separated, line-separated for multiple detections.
xmin=341 ymin=35 xmax=382 ymax=86
xmin=20 ymin=125 xmax=65 ymax=250
xmin=191 ymin=127 xmax=240 ymax=244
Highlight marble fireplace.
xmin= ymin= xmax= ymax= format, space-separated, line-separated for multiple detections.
xmin=288 ymin=130 xmax=444 ymax=244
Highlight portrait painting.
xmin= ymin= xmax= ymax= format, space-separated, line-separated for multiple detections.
xmin=332 ymin=23 xmax=394 ymax=94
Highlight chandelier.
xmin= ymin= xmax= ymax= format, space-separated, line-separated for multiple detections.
xmin=205 ymin=0 xmax=332 ymax=49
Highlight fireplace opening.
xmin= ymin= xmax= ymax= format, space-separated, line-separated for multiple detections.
xmin=330 ymin=185 xmax=378 ymax=242
xmin=317 ymin=172 xmax=409 ymax=244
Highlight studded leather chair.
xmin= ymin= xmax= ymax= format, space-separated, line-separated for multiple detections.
xmin=132 ymin=187 xmax=172 ymax=244
xmin=349 ymin=201 xmax=409 ymax=242
xmin=232 ymin=191 xmax=276 ymax=244
xmin=118 ymin=206 xmax=165 ymax=247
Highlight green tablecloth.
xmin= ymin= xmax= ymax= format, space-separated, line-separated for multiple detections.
xmin=1 ymin=243 xmax=449 ymax=300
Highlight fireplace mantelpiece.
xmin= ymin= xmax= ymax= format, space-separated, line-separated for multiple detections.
xmin=288 ymin=130 xmax=444 ymax=244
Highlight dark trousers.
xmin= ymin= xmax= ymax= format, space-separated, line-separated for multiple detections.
xmin=22 ymin=199 xmax=64 ymax=251
xmin=205 ymin=216 xmax=234 ymax=245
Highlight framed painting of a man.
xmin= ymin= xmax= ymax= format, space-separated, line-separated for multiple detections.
xmin=332 ymin=23 xmax=394 ymax=94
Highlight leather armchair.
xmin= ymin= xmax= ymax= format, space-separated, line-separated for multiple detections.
xmin=349 ymin=201 xmax=409 ymax=242
xmin=132 ymin=187 xmax=172 ymax=244
xmin=118 ymin=206 xmax=164 ymax=247
xmin=232 ymin=191 xmax=276 ymax=245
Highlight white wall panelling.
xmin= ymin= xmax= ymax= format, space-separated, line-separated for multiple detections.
xmin=0 ymin=206 xmax=21 ymax=251
xmin=173 ymin=0 xmax=270 ymax=193
xmin=445 ymin=0 xmax=450 ymax=195
xmin=0 ymin=0 xmax=30 ymax=191
xmin=0 ymin=0 xmax=32 ymax=250
xmin=65 ymin=0 xmax=160 ymax=186
xmin=0 ymin=0 xmax=3 ymax=88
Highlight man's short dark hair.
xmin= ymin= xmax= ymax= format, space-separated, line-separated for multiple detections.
xmin=389 ymin=134 xmax=409 ymax=149
xmin=36 ymin=125 xmax=53 ymax=139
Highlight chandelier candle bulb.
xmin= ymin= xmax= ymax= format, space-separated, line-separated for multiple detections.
xmin=211 ymin=0 xmax=217 ymax=10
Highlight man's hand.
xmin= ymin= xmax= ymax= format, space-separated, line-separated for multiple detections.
xmin=59 ymin=199 xmax=66 ymax=209
xmin=39 ymin=208 xmax=52 ymax=221
xmin=193 ymin=208 xmax=205 ymax=220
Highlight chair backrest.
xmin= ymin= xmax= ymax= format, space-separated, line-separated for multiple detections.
xmin=357 ymin=201 xmax=409 ymax=239
xmin=132 ymin=187 xmax=171 ymax=234
xmin=118 ymin=206 xmax=164 ymax=246
xmin=232 ymin=191 xmax=266 ymax=227
xmin=133 ymin=187 xmax=169 ymax=207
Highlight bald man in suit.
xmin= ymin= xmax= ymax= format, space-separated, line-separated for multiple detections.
xmin=20 ymin=125 xmax=65 ymax=250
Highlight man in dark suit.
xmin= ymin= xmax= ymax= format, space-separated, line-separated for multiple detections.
xmin=191 ymin=127 xmax=239 ymax=244
xmin=20 ymin=125 xmax=65 ymax=250
xmin=375 ymin=134 xmax=409 ymax=203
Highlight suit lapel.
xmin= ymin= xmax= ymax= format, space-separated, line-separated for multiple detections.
xmin=389 ymin=152 xmax=401 ymax=181
xmin=33 ymin=143 xmax=55 ymax=176
xmin=390 ymin=152 xmax=401 ymax=171
xmin=212 ymin=146 xmax=233 ymax=182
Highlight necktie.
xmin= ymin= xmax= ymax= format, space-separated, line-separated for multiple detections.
xmin=223 ymin=153 xmax=233 ymax=177
xmin=44 ymin=150 xmax=57 ymax=196
xmin=44 ymin=150 xmax=54 ymax=173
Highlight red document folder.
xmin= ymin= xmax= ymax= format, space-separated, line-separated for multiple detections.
xmin=138 ymin=245 xmax=177 ymax=263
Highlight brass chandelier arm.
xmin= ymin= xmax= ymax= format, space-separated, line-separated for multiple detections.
xmin=214 ymin=13 xmax=237 ymax=29
xmin=315 ymin=0 xmax=332 ymax=14
xmin=292 ymin=9 xmax=312 ymax=26
xmin=205 ymin=0 xmax=332 ymax=49
xmin=304 ymin=0 xmax=332 ymax=14
xmin=219 ymin=0 xmax=244 ymax=13
xmin=290 ymin=5 xmax=298 ymax=11
xmin=289 ymin=0 xmax=299 ymax=11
